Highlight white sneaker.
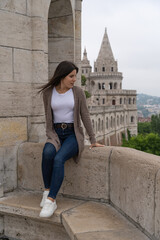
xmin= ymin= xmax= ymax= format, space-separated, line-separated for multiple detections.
xmin=39 ymin=199 xmax=57 ymax=218
xmin=40 ymin=190 xmax=49 ymax=208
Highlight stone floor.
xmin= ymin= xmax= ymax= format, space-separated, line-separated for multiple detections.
xmin=0 ymin=190 xmax=151 ymax=240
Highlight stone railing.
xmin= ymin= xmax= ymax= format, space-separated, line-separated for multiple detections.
xmin=17 ymin=143 xmax=160 ymax=240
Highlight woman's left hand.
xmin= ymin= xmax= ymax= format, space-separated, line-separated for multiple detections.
xmin=89 ymin=142 xmax=105 ymax=149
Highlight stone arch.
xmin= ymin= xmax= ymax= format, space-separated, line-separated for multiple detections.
xmin=48 ymin=0 xmax=74 ymax=78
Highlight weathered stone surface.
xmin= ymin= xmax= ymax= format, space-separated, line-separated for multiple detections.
xmin=0 ymin=215 xmax=3 ymax=234
xmin=0 ymin=46 xmax=12 ymax=81
xmin=18 ymin=142 xmax=44 ymax=191
xmin=155 ymin=168 xmax=160 ymax=239
xmin=0 ymin=82 xmax=44 ymax=117
xmin=4 ymin=215 xmax=70 ymax=240
xmin=75 ymin=230 xmax=149 ymax=240
xmin=48 ymin=0 xmax=72 ymax=18
xmin=48 ymin=38 xmax=74 ymax=63
xmin=0 ymin=0 xmax=27 ymax=14
xmin=28 ymin=116 xmax=46 ymax=143
xmin=0 ymin=118 xmax=27 ymax=147
xmin=110 ymin=147 xmax=160 ymax=236
xmin=27 ymin=0 xmax=50 ymax=18
xmin=14 ymin=49 xmax=48 ymax=83
xmin=0 ymin=145 xmax=19 ymax=192
xmin=0 ymin=191 xmax=84 ymax=224
xmin=32 ymin=18 xmax=48 ymax=52
xmin=48 ymin=15 xmax=73 ymax=38
xmin=0 ymin=11 xmax=32 ymax=49
xmin=0 ymin=183 xmax=4 ymax=198
xmin=61 ymin=146 xmax=111 ymax=201
xmin=62 ymin=201 xmax=149 ymax=240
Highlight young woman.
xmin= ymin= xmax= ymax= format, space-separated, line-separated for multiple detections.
xmin=39 ymin=61 xmax=104 ymax=218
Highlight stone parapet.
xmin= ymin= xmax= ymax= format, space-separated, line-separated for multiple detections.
xmin=17 ymin=143 xmax=160 ymax=239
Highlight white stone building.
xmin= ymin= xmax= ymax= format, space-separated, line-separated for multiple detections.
xmin=81 ymin=29 xmax=137 ymax=145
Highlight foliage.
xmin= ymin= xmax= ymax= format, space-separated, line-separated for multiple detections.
xmin=81 ymin=75 xmax=87 ymax=86
xmin=84 ymin=90 xmax=91 ymax=99
xmin=138 ymin=122 xmax=151 ymax=134
xmin=151 ymin=114 xmax=160 ymax=135
xmin=122 ymin=133 xmax=160 ymax=156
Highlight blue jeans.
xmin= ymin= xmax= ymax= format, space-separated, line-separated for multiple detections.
xmin=41 ymin=127 xmax=78 ymax=199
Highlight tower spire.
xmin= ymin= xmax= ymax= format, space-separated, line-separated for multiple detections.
xmin=97 ymin=28 xmax=115 ymax=62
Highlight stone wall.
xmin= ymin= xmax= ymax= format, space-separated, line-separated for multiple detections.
xmin=0 ymin=0 xmax=82 ymax=192
xmin=17 ymin=143 xmax=160 ymax=239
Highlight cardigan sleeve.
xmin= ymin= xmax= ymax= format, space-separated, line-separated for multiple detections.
xmin=80 ymin=89 xmax=96 ymax=144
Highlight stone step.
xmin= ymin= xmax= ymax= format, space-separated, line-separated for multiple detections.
xmin=0 ymin=191 xmax=150 ymax=240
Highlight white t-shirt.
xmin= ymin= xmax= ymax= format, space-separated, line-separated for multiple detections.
xmin=51 ymin=87 xmax=74 ymax=123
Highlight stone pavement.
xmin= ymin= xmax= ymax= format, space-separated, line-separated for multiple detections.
xmin=0 ymin=190 xmax=150 ymax=240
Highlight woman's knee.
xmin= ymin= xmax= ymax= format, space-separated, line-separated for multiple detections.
xmin=53 ymin=155 xmax=65 ymax=168
xmin=42 ymin=143 xmax=56 ymax=158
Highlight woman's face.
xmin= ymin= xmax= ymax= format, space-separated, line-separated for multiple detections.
xmin=61 ymin=69 xmax=77 ymax=89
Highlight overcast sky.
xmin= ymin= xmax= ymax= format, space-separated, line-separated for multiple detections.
xmin=82 ymin=0 xmax=160 ymax=97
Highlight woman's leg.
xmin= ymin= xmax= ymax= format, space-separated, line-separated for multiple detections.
xmin=41 ymin=142 xmax=57 ymax=189
xmin=48 ymin=133 xmax=78 ymax=199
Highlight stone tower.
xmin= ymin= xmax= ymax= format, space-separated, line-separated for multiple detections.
xmin=81 ymin=29 xmax=137 ymax=145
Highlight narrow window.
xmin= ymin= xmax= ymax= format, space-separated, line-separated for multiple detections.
xmin=102 ymin=67 xmax=105 ymax=72
xmin=102 ymin=83 xmax=105 ymax=89
xmin=98 ymin=83 xmax=101 ymax=90
xmin=111 ymin=67 xmax=114 ymax=72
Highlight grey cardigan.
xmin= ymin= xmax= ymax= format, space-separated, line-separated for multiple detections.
xmin=43 ymin=85 xmax=96 ymax=163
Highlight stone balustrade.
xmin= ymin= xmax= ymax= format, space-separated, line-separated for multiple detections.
xmin=17 ymin=143 xmax=160 ymax=240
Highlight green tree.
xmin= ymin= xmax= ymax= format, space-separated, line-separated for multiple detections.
xmin=84 ymin=90 xmax=91 ymax=99
xmin=138 ymin=122 xmax=151 ymax=134
xmin=122 ymin=133 xmax=160 ymax=156
xmin=151 ymin=114 xmax=160 ymax=135
xmin=81 ymin=75 xmax=87 ymax=86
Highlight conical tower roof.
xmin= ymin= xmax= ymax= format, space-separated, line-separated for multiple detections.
xmin=82 ymin=47 xmax=90 ymax=64
xmin=97 ymin=28 xmax=115 ymax=62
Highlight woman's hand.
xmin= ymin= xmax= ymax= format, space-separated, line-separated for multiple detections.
xmin=89 ymin=142 xmax=105 ymax=149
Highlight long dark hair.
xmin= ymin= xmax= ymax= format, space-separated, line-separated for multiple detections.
xmin=38 ymin=61 xmax=79 ymax=93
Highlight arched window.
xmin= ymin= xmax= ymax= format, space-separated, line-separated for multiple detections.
xmin=106 ymin=117 xmax=108 ymax=129
xmin=120 ymin=98 xmax=122 ymax=104
xmin=117 ymin=116 xmax=119 ymax=126
xmin=112 ymin=99 xmax=116 ymax=105
xmin=101 ymin=120 xmax=103 ymax=131
xmin=128 ymin=98 xmax=131 ymax=104
xmin=98 ymin=83 xmax=101 ymax=90
xmin=102 ymin=67 xmax=105 ymax=72
xmin=111 ymin=116 xmax=113 ymax=128
xmin=133 ymin=98 xmax=136 ymax=104
xmin=102 ymin=83 xmax=105 ymax=89
xmin=109 ymin=83 xmax=113 ymax=89
xmin=111 ymin=67 xmax=114 ymax=72
xmin=114 ymin=82 xmax=117 ymax=89
xmin=98 ymin=118 xmax=100 ymax=131
xmin=92 ymin=119 xmax=94 ymax=129
xmin=131 ymin=116 xmax=134 ymax=123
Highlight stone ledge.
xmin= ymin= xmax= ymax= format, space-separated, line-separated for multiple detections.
xmin=0 ymin=191 xmax=149 ymax=240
